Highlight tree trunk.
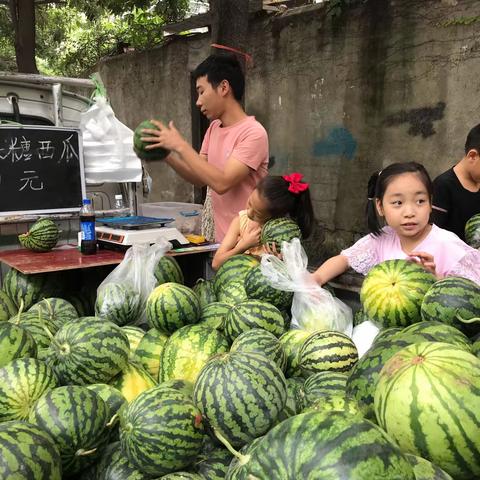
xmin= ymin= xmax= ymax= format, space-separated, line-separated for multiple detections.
xmin=209 ymin=0 xmax=249 ymax=72
xmin=10 ymin=0 xmax=38 ymax=73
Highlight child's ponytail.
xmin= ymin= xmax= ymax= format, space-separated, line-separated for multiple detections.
xmin=366 ymin=171 xmax=382 ymax=236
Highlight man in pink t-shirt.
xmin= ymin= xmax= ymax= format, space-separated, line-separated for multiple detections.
xmin=141 ymin=54 xmax=269 ymax=241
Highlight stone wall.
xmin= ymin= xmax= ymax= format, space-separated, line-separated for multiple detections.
xmin=99 ymin=0 xmax=480 ymax=265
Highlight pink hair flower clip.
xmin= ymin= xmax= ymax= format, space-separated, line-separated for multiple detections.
xmin=282 ymin=172 xmax=309 ymax=194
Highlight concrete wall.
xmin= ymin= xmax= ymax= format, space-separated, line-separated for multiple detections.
xmin=99 ymin=0 xmax=480 ymax=265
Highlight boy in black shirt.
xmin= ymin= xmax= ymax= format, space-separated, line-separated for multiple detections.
xmin=432 ymin=123 xmax=480 ymax=241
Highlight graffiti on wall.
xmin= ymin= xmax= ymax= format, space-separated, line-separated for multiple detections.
xmin=312 ymin=127 xmax=357 ymax=160
xmin=383 ymin=102 xmax=446 ymax=138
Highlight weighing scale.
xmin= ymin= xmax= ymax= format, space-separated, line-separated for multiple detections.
xmin=95 ymin=216 xmax=190 ymax=250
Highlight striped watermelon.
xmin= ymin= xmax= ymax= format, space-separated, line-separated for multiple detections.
xmin=110 ymin=361 xmax=157 ymax=403
xmin=302 ymin=393 xmax=360 ymax=415
xmin=154 ymin=255 xmax=184 ymax=285
xmin=29 ymin=385 xmax=109 ymax=475
xmin=0 ymin=420 xmax=62 ymax=479
xmin=193 ymin=351 xmax=287 ymax=447
xmin=374 ymin=326 xmax=403 ymax=344
xmin=191 ymin=439 xmax=232 ymax=480
xmin=120 ymin=385 xmax=205 ymax=476
xmin=299 ymin=330 xmax=358 ymax=377
xmin=95 ymin=282 xmax=142 ymax=326
xmin=303 ymin=371 xmax=348 ymax=405
xmin=465 ymin=213 xmax=480 ymax=248
xmin=199 ymin=301 xmax=231 ymax=331
xmin=45 ymin=317 xmax=130 ymax=385
xmin=160 ymin=324 xmax=229 ymax=384
xmin=226 ymin=410 xmax=414 ymax=479
xmin=260 ymin=217 xmax=302 ymax=252
xmin=244 ymin=264 xmax=293 ymax=310
xmin=360 ymin=259 xmax=436 ymax=328
xmin=121 ymin=325 xmax=145 ymax=353
xmin=133 ymin=120 xmax=170 ymax=160
xmin=134 ymin=328 xmax=169 ymax=378
xmin=405 ymin=454 xmax=453 ymax=480
xmin=279 ymin=329 xmax=311 ymax=377
xmin=375 ymin=342 xmax=480 ymax=480
xmin=10 ymin=309 xmax=57 ymax=350
xmin=0 ymin=358 xmax=58 ymax=421
xmin=213 ymin=255 xmax=259 ymax=296
xmin=18 ymin=218 xmax=59 ymax=252
xmin=146 ymin=283 xmax=201 ymax=334
xmin=217 ymin=280 xmax=248 ymax=304
xmin=276 ymin=377 xmax=306 ymax=421
xmin=421 ymin=276 xmax=480 ymax=336
xmin=230 ymin=328 xmax=287 ymax=371
xmin=0 ymin=322 xmax=37 ymax=367
xmin=159 ymin=379 xmax=194 ymax=399
xmin=86 ymin=384 xmax=126 ymax=421
xmin=224 ymin=299 xmax=286 ymax=342
xmin=0 ymin=290 xmax=17 ymax=321
xmin=192 ymin=278 xmax=217 ymax=309
xmin=162 ymin=473 xmax=204 ymax=479
xmin=28 ymin=297 xmax=78 ymax=330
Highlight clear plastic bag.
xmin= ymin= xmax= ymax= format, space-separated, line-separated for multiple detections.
xmin=260 ymin=238 xmax=353 ymax=336
xmin=96 ymin=240 xmax=171 ymax=325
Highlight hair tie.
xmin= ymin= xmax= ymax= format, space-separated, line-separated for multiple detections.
xmin=282 ymin=173 xmax=309 ymax=195
xmin=211 ymin=44 xmax=253 ymax=67
xmin=367 ymin=197 xmax=374 ymax=201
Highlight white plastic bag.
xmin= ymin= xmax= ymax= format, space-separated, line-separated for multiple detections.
xmin=96 ymin=240 xmax=171 ymax=324
xmin=261 ymin=238 xmax=353 ymax=336
xmin=351 ymin=320 xmax=379 ymax=359
xmin=80 ymin=96 xmax=142 ymax=183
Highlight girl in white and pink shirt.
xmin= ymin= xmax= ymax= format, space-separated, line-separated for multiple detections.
xmin=312 ymin=162 xmax=480 ymax=286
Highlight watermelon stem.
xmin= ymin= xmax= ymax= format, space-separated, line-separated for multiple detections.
xmin=76 ymin=447 xmax=97 ymax=457
xmin=106 ymin=413 xmax=119 ymax=428
xmin=213 ymin=428 xmax=249 ymax=464
xmin=45 ymin=298 xmax=54 ymax=318
xmin=456 ymin=314 xmax=480 ymax=324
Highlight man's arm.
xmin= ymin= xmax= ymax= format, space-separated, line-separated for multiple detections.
xmin=164 ymin=152 xmax=207 ymax=187
xmin=142 ymin=121 xmax=251 ymax=194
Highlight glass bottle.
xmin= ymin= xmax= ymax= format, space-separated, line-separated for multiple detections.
xmin=80 ymin=198 xmax=97 ymax=255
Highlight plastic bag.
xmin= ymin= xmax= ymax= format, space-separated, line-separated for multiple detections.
xmin=80 ymin=94 xmax=142 ymax=184
xmin=260 ymin=238 xmax=353 ymax=336
xmin=96 ymin=240 xmax=171 ymax=325
xmin=351 ymin=320 xmax=379 ymax=359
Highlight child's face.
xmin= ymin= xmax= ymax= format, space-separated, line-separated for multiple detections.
xmin=376 ymin=172 xmax=432 ymax=239
xmin=246 ymin=190 xmax=270 ymax=224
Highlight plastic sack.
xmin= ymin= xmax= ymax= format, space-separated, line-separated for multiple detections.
xmin=351 ymin=320 xmax=379 ymax=359
xmin=96 ymin=240 xmax=171 ymax=325
xmin=260 ymin=238 xmax=353 ymax=336
xmin=80 ymin=95 xmax=142 ymax=183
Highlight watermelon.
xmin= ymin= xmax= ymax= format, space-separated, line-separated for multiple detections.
xmin=0 ymin=322 xmax=37 ymax=367
xmin=279 ymin=329 xmax=312 ymax=377
xmin=18 ymin=218 xmax=59 ymax=252
xmin=226 ymin=410 xmax=415 ymax=479
xmin=133 ymin=119 xmax=169 ymax=160
xmin=192 ymin=278 xmax=216 ymax=308
xmin=302 ymin=393 xmax=360 ymax=415
xmin=29 ymin=385 xmax=109 ymax=475
xmin=299 ymin=330 xmax=358 ymax=377
xmin=154 ymin=255 xmax=184 ymax=285
xmin=421 ymin=276 xmax=480 ymax=336
xmin=95 ymin=441 xmax=150 ymax=479
xmin=374 ymin=326 xmax=403 ymax=344
xmin=260 ymin=217 xmax=302 ymax=252
xmin=244 ymin=264 xmax=293 ymax=310
xmin=213 ymin=255 xmax=259 ymax=296
xmin=465 ymin=213 xmax=480 ymax=248
xmin=0 ymin=290 xmax=17 ymax=321
xmin=0 ymin=420 xmax=62 ymax=479
xmin=121 ymin=325 xmax=145 ymax=352
xmin=161 ymin=473 xmax=204 ymax=479
xmin=134 ymin=327 xmax=169 ymax=378
xmin=86 ymin=384 xmax=126 ymax=421
xmin=360 ymin=259 xmax=436 ymax=327
xmin=473 ymin=338 xmax=480 ymax=357
xmin=193 ymin=351 xmax=287 ymax=447
xmin=224 ymin=299 xmax=286 ymax=342
xmin=110 ymin=361 xmax=157 ymax=403
xmin=159 ymin=379 xmax=194 ymax=399
xmin=375 ymin=342 xmax=480 ymax=480
xmin=146 ymin=283 xmax=201 ymax=334
xmin=45 ymin=317 xmax=130 ymax=385
xmin=160 ymin=324 xmax=229 ymax=384
xmin=120 ymin=385 xmax=205 ymax=476
xmin=217 ymin=280 xmax=248 ymax=304
xmin=95 ymin=282 xmax=142 ymax=326
xmin=199 ymin=301 xmax=231 ymax=331
xmin=276 ymin=377 xmax=306 ymax=421
xmin=405 ymin=453 xmax=454 ymax=480
xmin=191 ymin=439 xmax=232 ymax=480
xmin=303 ymin=371 xmax=348 ymax=405
xmin=10 ymin=309 xmax=57 ymax=349
xmin=28 ymin=297 xmax=78 ymax=330
xmin=230 ymin=328 xmax=287 ymax=371
xmin=0 ymin=358 xmax=58 ymax=421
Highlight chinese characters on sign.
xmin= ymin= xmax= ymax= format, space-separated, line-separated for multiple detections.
xmin=0 ymin=135 xmax=79 ymax=192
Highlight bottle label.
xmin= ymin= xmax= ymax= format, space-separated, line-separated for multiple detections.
xmin=81 ymin=221 xmax=96 ymax=241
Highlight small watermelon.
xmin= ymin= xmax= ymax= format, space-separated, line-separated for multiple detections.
xmin=0 ymin=322 xmax=37 ymax=367
xmin=199 ymin=301 xmax=231 ymax=331
xmin=279 ymin=329 xmax=312 ymax=377
xmin=134 ymin=328 xmax=169 ymax=378
xmin=155 ymin=255 xmax=184 ymax=285
xmin=213 ymin=255 xmax=259 ymax=296
xmin=465 ymin=213 xmax=480 ymax=248
xmin=193 ymin=278 xmax=217 ymax=308
xmin=18 ymin=218 xmax=59 ymax=252
xmin=28 ymin=297 xmax=78 ymax=330
xmin=260 ymin=217 xmax=302 ymax=252
xmin=133 ymin=120 xmax=170 ymax=160
xmin=95 ymin=282 xmax=142 ymax=326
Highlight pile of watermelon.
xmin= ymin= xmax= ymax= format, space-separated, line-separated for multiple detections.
xmin=0 ymin=245 xmax=479 ymax=479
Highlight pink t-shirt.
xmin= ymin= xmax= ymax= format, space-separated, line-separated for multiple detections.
xmin=341 ymin=224 xmax=480 ymax=285
xmin=200 ymin=116 xmax=268 ymax=241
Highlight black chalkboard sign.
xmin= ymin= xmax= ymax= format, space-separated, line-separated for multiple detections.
xmin=0 ymin=126 xmax=86 ymax=215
